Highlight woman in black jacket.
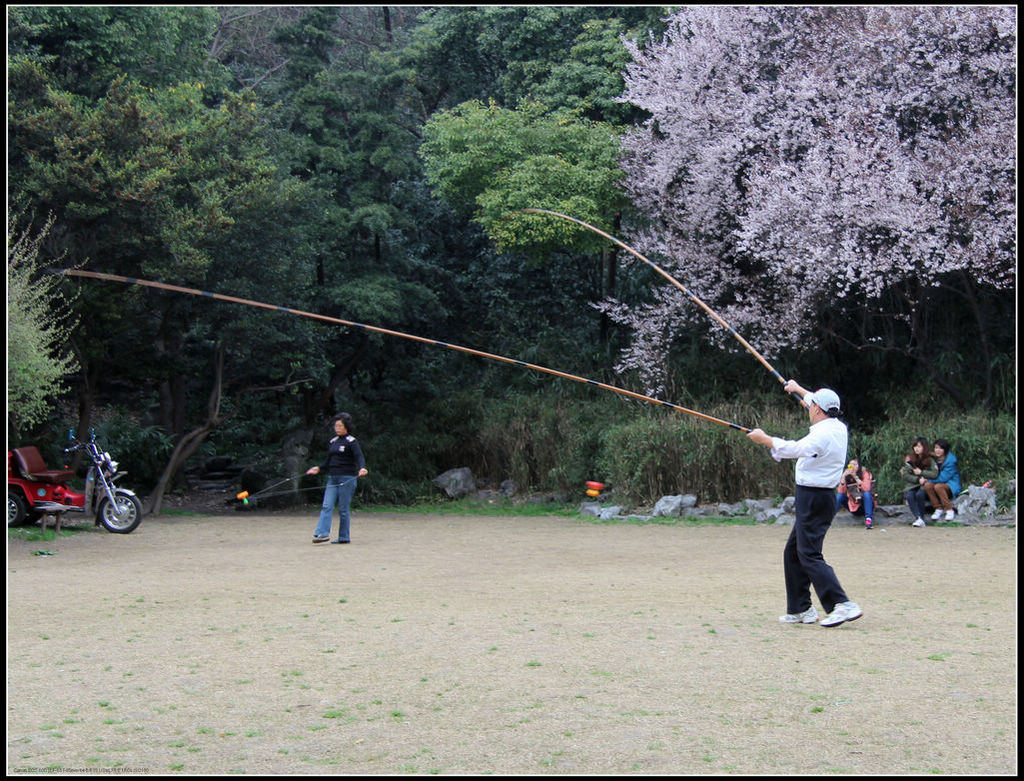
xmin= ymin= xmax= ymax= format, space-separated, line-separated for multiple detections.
xmin=306 ymin=413 xmax=368 ymax=544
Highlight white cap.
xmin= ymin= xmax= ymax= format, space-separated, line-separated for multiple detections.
xmin=806 ymin=388 xmax=841 ymax=412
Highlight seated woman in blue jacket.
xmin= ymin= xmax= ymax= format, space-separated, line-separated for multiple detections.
xmin=923 ymin=438 xmax=961 ymax=522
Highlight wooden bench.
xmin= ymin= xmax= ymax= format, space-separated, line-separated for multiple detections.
xmin=32 ymin=502 xmax=76 ymax=535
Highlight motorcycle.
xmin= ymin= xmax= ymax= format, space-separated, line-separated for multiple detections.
xmin=7 ymin=429 xmax=143 ymax=534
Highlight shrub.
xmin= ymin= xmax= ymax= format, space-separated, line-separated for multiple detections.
xmin=596 ymin=404 xmax=799 ymax=505
xmin=53 ymin=388 xmax=1013 ymax=512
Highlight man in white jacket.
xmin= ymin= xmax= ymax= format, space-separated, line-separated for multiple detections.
xmin=746 ymin=380 xmax=863 ymax=628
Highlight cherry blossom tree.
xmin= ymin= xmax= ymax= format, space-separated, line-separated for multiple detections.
xmin=608 ymin=6 xmax=1015 ymax=403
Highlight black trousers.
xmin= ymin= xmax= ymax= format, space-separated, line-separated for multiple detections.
xmin=784 ymin=485 xmax=849 ymax=614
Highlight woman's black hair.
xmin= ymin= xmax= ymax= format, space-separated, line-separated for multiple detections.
xmin=333 ymin=412 xmax=353 ymax=433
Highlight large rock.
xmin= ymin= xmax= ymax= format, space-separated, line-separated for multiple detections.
xmin=954 ymin=485 xmax=998 ymax=517
xmin=653 ymin=494 xmax=698 ymax=517
xmin=433 ymin=467 xmax=476 ymax=499
xmin=745 ymin=498 xmax=777 ymax=515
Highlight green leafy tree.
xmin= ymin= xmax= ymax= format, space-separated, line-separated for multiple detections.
xmin=421 ymin=99 xmax=627 ymax=254
xmin=5 ymin=4 xmax=695 ymax=500
xmin=405 ymin=6 xmax=669 ymax=113
xmin=7 ymin=5 xmax=225 ymax=97
xmin=7 ymin=214 xmax=78 ymax=437
xmin=412 ymin=7 xmax=671 ymax=356
xmin=259 ymin=7 xmax=458 ymax=419
xmin=419 ymin=99 xmax=631 ymax=350
xmin=530 ymin=18 xmax=648 ymax=125
xmin=10 ymin=73 xmax=313 ymax=329
xmin=9 ymin=13 xmax=325 ymax=482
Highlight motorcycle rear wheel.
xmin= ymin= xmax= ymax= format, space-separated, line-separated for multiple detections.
xmin=96 ymin=493 xmax=143 ymax=533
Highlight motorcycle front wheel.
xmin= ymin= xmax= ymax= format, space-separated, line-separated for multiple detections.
xmin=96 ymin=492 xmax=143 ymax=533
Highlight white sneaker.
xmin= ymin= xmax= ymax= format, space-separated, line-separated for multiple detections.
xmin=944 ymin=509 xmax=955 ymax=521
xmin=931 ymin=509 xmax=943 ymax=520
xmin=912 ymin=518 xmax=925 ymax=527
xmin=779 ymin=606 xmax=818 ymax=624
xmin=821 ymin=601 xmax=863 ymax=628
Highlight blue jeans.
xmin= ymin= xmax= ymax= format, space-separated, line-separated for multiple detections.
xmin=835 ymin=490 xmax=874 ymax=520
xmin=906 ymin=487 xmax=929 ymax=520
xmin=314 ymin=475 xmax=358 ymax=541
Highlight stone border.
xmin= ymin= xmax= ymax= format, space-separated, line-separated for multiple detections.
xmin=581 ymin=483 xmax=1016 ymax=528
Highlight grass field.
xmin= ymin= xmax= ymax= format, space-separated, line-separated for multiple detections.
xmin=7 ymin=510 xmax=1016 ymax=775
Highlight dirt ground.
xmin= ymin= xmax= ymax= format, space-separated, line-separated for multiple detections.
xmin=7 ymin=506 xmax=1017 ymax=776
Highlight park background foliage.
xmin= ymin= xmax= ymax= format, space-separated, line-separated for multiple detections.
xmin=7 ymin=7 xmax=1016 ymax=513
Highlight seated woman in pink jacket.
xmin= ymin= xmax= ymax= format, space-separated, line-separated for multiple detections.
xmin=836 ymin=457 xmax=875 ymax=529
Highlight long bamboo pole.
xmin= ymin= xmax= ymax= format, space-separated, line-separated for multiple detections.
xmin=520 ymin=208 xmax=807 ymax=408
xmin=60 ymin=269 xmax=752 ymax=432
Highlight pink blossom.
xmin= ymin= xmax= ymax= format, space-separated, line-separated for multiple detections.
xmin=608 ymin=6 xmax=1015 ymax=392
